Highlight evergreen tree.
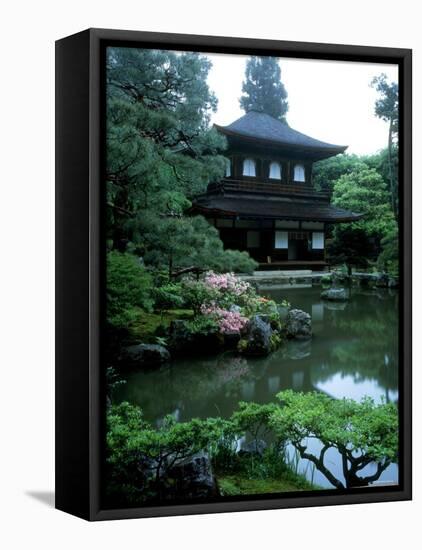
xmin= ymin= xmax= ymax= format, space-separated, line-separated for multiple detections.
xmin=329 ymin=166 xmax=397 ymax=272
xmin=240 ymin=56 xmax=288 ymax=122
xmin=371 ymin=74 xmax=399 ymax=219
xmin=106 ymin=47 xmax=227 ymax=248
xmin=105 ymin=47 xmax=257 ymax=274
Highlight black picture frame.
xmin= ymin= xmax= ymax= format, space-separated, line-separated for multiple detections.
xmin=55 ymin=28 xmax=412 ymax=521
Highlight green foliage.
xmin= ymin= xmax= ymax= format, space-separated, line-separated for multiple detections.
xmin=269 ymin=332 xmax=282 ymax=351
xmin=363 ymin=148 xmax=398 ymax=191
xmin=377 ymin=227 xmax=399 ymax=276
xmin=129 ymin=309 xmax=194 ymax=343
xmin=237 ymin=338 xmax=248 ymax=353
xmin=371 ymin=74 xmax=399 ymax=219
xmin=329 ymin=166 xmax=398 ymax=270
xmin=218 ymin=249 xmax=258 ymax=274
xmin=184 ymin=315 xmax=219 ymax=336
xmin=313 ymin=154 xmax=368 ymax=194
xmin=271 ymin=390 xmax=398 ymax=488
xmin=106 ymin=46 xmax=257 ymax=277
xmin=332 ymin=167 xmax=396 ymax=240
xmin=139 ymin=215 xmax=257 ymax=276
xmin=106 ymin=367 xmax=126 ymax=401
xmin=106 ymin=392 xmax=398 ymax=504
xmin=320 ymin=273 xmax=332 ymax=286
xmin=180 ymin=279 xmax=219 ymax=314
xmin=153 ymin=283 xmax=185 ymax=311
xmin=240 ymin=56 xmax=288 ymax=122
xmin=232 ymin=401 xmax=279 ymax=444
xmin=328 ymin=226 xmax=372 ymax=274
xmin=218 ymin=468 xmax=316 ymax=496
xmin=106 ymin=251 xmax=154 ymax=329
xmin=371 ymin=74 xmax=398 ymax=133
xmin=106 ymin=401 xmax=230 ymax=504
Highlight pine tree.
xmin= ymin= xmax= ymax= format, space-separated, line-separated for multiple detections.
xmin=240 ymin=56 xmax=288 ymax=122
xmin=371 ymin=74 xmax=399 ymax=219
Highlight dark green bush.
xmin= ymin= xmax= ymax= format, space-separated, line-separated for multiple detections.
xmin=153 ymin=283 xmax=185 ymax=311
xmin=107 ymin=251 xmax=154 ymax=329
xmin=377 ymin=228 xmax=399 ymax=276
xmin=180 ymin=279 xmax=218 ymax=314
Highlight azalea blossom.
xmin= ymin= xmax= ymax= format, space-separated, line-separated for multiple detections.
xmin=200 ymin=303 xmax=248 ymax=334
xmin=204 ymin=272 xmax=250 ymax=297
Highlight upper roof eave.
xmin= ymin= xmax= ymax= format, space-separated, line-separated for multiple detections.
xmin=214 ymin=124 xmax=348 ymax=157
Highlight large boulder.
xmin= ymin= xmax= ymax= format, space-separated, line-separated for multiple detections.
xmin=238 ymin=315 xmax=273 ymax=356
xmin=320 ymin=288 xmax=349 ymax=301
xmin=122 ymin=343 xmax=170 ymax=368
xmin=168 ymin=319 xmax=222 ymax=355
xmin=167 ymin=451 xmax=219 ymax=499
xmin=285 ymin=309 xmax=312 ymax=340
xmin=223 ymin=331 xmax=241 ymax=349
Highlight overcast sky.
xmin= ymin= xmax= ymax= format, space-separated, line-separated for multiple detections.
xmin=205 ymin=54 xmax=398 ymax=155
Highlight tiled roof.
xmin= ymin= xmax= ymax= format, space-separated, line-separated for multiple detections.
xmin=215 ymin=111 xmax=347 ymax=154
xmin=192 ymin=192 xmax=362 ymax=223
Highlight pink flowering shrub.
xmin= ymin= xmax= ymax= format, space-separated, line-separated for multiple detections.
xmin=203 ymin=271 xmax=253 ymax=309
xmin=201 ymin=303 xmax=248 ymax=335
xmin=204 ymin=272 xmax=250 ymax=297
xmin=180 ymin=272 xmax=285 ymax=338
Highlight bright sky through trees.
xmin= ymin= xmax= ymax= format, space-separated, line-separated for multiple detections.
xmin=206 ymin=54 xmax=398 ymax=155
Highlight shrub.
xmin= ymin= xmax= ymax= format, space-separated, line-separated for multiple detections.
xmin=106 ymin=395 xmax=399 ymax=505
xmin=180 ymin=279 xmax=219 ymax=314
xmin=200 ymin=304 xmax=248 ymax=335
xmin=216 ymin=249 xmax=258 ymax=274
xmin=107 ymin=251 xmax=154 ymax=329
xmin=106 ymin=401 xmax=230 ymax=504
xmin=271 ymin=390 xmax=398 ymax=489
xmin=377 ymin=228 xmax=399 ymax=276
xmin=204 ymin=271 xmax=251 ymax=298
xmin=153 ymin=283 xmax=185 ymax=311
xmin=184 ymin=315 xmax=219 ymax=336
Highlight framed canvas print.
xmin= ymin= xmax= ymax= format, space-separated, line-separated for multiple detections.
xmin=55 ymin=28 xmax=412 ymax=521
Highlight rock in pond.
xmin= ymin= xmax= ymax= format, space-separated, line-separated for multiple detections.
xmin=238 ymin=315 xmax=273 ymax=356
xmin=223 ymin=330 xmax=241 ymax=349
xmin=122 ymin=343 xmax=170 ymax=368
xmin=168 ymin=319 xmax=223 ymax=355
xmin=320 ymin=288 xmax=349 ymax=301
xmin=285 ymin=309 xmax=312 ymax=340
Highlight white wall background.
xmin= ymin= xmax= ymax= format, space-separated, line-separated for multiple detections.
xmin=0 ymin=1 xmax=419 ymax=548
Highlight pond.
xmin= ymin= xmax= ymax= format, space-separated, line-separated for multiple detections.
xmin=115 ymin=284 xmax=399 ymax=489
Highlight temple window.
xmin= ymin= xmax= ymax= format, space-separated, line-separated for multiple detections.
xmin=269 ymin=161 xmax=282 ymax=180
xmin=274 ymin=231 xmax=288 ymax=249
xmin=225 ymin=158 xmax=231 ymax=177
xmin=294 ymin=163 xmax=306 ymax=182
xmin=243 ymin=158 xmax=256 ymax=177
xmin=312 ymin=232 xmax=325 ymax=249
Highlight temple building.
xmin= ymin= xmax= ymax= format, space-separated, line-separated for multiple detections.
xmin=191 ymin=111 xmax=363 ymax=270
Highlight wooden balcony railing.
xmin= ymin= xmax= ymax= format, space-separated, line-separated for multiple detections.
xmin=207 ymin=178 xmax=330 ymax=200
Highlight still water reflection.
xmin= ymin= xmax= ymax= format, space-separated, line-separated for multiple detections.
xmin=115 ymin=285 xmax=399 ymax=488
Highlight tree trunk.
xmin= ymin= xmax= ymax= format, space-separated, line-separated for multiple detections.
xmin=387 ymin=119 xmax=396 ymax=220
